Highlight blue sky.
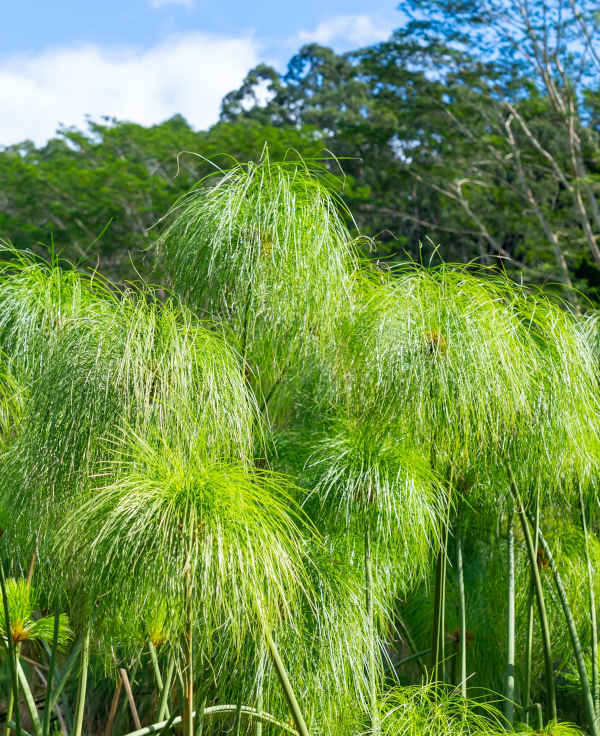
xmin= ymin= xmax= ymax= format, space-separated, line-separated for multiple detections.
xmin=0 ymin=1 xmax=402 ymax=146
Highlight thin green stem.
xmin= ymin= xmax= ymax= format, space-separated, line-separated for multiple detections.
xmin=255 ymin=646 xmax=266 ymax=736
xmin=149 ymin=641 xmax=170 ymax=720
xmin=149 ymin=640 xmax=163 ymax=691
xmin=507 ymin=472 xmax=556 ymax=721
xmin=522 ymin=494 xmax=539 ymax=727
xmin=73 ymin=626 xmax=91 ymax=736
xmin=365 ymin=517 xmax=380 ymax=736
xmin=456 ymin=520 xmax=467 ymax=697
xmin=47 ymin=636 xmax=81 ymax=732
xmin=194 ymin=696 xmax=206 ymax=736
xmin=42 ymin=610 xmax=60 ymax=736
xmin=183 ymin=570 xmax=194 ymax=736
xmin=4 ymin=645 xmax=22 ymax=736
xmin=158 ymin=714 xmax=176 ymax=736
xmin=524 ymin=704 xmax=544 ymax=731
xmin=432 ymin=512 xmax=450 ymax=683
xmin=157 ymin=655 xmax=175 ymax=722
xmin=537 ymin=527 xmax=599 ymax=736
xmin=234 ymin=700 xmax=243 ymax=736
xmin=504 ymin=506 xmax=515 ymax=727
xmin=580 ymin=486 xmax=599 ymax=716
xmin=16 ymin=660 xmax=42 ymax=736
xmin=264 ymin=631 xmax=310 ymax=736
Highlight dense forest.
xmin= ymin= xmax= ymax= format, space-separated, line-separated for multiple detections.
xmin=1 ymin=0 xmax=599 ymax=298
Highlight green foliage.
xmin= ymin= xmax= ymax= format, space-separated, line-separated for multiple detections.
xmin=379 ymin=684 xmax=506 ymax=735
xmin=1 ymin=149 xmax=599 ymax=736
xmin=0 ymin=578 xmax=71 ymax=650
xmin=57 ymin=433 xmax=311 ymax=650
xmin=307 ymin=418 xmax=443 ymax=584
xmin=157 ymin=153 xmax=357 ymax=417
xmin=0 ymin=118 xmax=323 ymax=282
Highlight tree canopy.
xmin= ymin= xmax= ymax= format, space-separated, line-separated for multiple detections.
xmin=1 ymin=0 xmax=599 ymax=299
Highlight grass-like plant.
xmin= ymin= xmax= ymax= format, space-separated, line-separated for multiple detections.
xmin=0 ymin=262 xmax=315 ymax=736
xmin=0 ymin=245 xmax=115 ymax=382
xmin=156 ymin=153 xmax=357 ymax=423
xmin=305 ymin=417 xmax=444 ymax=734
xmin=56 ymin=431 xmax=313 ymax=736
xmin=0 ymin=578 xmax=71 ymax=649
xmin=378 ymin=683 xmax=507 ymax=736
xmin=3 ymin=155 xmax=600 ymax=736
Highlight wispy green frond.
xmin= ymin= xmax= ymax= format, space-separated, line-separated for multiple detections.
xmin=306 ymin=418 xmax=444 ymax=570
xmin=54 ymin=429 xmax=313 ymax=652
xmin=0 ymin=287 xmax=257 ymax=563
xmin=0 ymin=245 xmax=115 ymax=379
xmin=156 ymin=153 xmax=358 ymax=416
xmin=379 ymin=684 xmax=506 ymax=735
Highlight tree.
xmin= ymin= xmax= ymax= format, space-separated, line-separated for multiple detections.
xmin=221 ymin=3 xmax=600 ymax=296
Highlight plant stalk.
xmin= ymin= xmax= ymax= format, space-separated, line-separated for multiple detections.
xmin=1 ymin=563 xmax=22 ymax=736
xmin=4 ymin=645 xmax=21 ymax=736
xmin=73 ymin=626 xmax=91 ymax=736
xmin=365 ymin=517 xmax=380 ymax=736
xmin=183 ymin=569 xmax=194 ymax=736
xmin=522 ymin=583 xmax=535 ymax=727
xmin=456 ymin=520 xmax=467 ymax=697
xmin=15 ymin=661 xmax=42 ymax=736
xmin=523 ymin=491 xmax=539 ymax=727
xmin=194 ymin=696 xmax=206 ymax=736
xmin=538 ymin=527 xmax=599 ymax=736
xmin=432 ymin=521 xmax=449 ymax=683
xmin=504 ymin=506 xmax=515 ymax=726
xmin=507 ymin=473 xmax=556 ymax=721
xmin=47 ymin=635 xmax=82 ymax=714
xmin=256 ymin=646 xmax=266 ymax=736
xmin=264 ymin=632 xmax=310 ymax=736
xmin=580 ymin=486 xmax=599 ymax=716
xmin=158 ymin=656 xmax=175 ymax=722
xmin=149 ymin=641 xmax=170 ymax=720
xmin=42 ymin=610 xmax=60 ymax=736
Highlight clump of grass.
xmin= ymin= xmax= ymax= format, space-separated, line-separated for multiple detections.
xmin=0 ymin=288 xmax=257 ymax=569
xmin=0 ymin=245 xmax=115 ymax=381
xmin=379 ymin=684 xmax=507 ymax=736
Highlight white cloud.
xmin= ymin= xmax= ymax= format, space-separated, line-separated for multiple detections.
xmin=0 ymin=32 xmax=259 ymax=146
xmin=149 ymin=0 xmax=195 ymax=8
xmin=296 ymin=14 xmax=394 ymax=48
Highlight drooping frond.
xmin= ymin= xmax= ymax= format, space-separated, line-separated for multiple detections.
xmin=54 ymin=429 xmax=312 ymax=652
xmin=0 ymin=288 xmax=257 ymax=563
xmin=379 ymin=684 xmax=508 ymax=736
xmin=156 ymin=154 xmax=358 ymax=415
xmin=0 ymin=246 xmax=115 ymax=380
xmin=306 ymin=418 xmax=444 ymax=577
